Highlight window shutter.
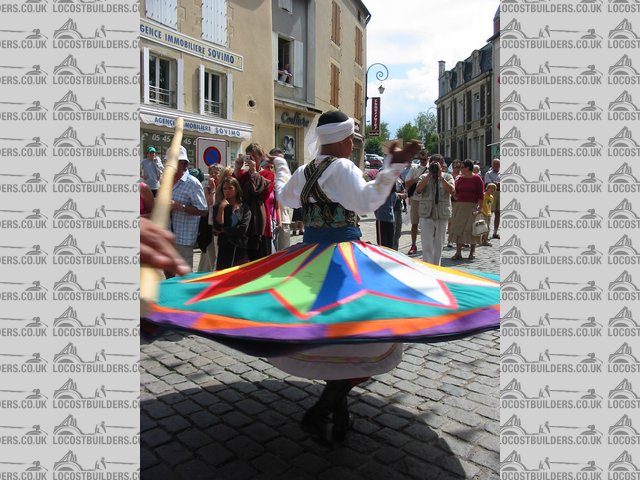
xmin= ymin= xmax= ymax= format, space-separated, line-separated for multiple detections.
xmin=293 ymin=40 xmax=303 ymax=87
xmin=331 ymin=2 xmax=340 ymax=45
xmin=199 ymin=65 xmax=205 ymax=115
xmin=272 ymin=32 xmax=279 ymax=80
xmin=176 ymin=58 xmax=184 ymax=110
xmin=142 ymin=48 xmax=150 ymax=103
xmin=354 ymin=82 xmax=362 ymax=122
xmin=336 ymin=4 xmax=341 ymax=45
xmin=330 ymin=64 xmax=340 ymax=107
xmin=215 ymin=0 xmax=228 ymax=46
xmin=202 ymin=0 xmax=212 ymax=41
xmin=202 ymin=0 xmax=227 ymax=46
xmin=145 ymin=0 xmax=159 ymax=22
xmin=162 ymin=0 xmax=177 ymax=29
xmin=226 ymin=73 xmax=233 ymax=119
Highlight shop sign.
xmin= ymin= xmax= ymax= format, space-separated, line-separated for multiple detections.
xmin=140 ymin=19 xmax=243 ymax=71
xmin=280 ymin=111 xmax=310 ymax=128
xmin=139 ymin=113 xmax=250 ymax=140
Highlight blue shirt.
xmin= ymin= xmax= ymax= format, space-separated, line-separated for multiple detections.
xmin=171 ymin=171 xmax=208 ymax=246
xmin=140 ymin=159 xmax=160 ymax=189
xmin=374 ymin=190 xmax=396 ymax=223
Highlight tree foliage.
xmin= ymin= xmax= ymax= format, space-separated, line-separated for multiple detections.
xmin=365 ymin=121 xmax=390 ymax=142
xmin=414 ymin=111 xmax=437 ymax=145
xmin=395 ymin=123 xmax=420 ymax=144
xmin=364 ymin=137 xmax=383 ymax=155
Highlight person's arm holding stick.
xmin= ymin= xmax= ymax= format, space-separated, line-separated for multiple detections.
xmin=140 ymin=118 xmax=186 ymax=315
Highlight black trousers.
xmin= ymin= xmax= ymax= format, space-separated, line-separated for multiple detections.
xmin=376 ymin=220 xmax=395 ymax=249
xmin=216 ymin=244 xmax=247 ymax=270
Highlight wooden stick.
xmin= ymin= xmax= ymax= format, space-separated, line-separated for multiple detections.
xmin=140 ymin=118 xmax=184 ymax=315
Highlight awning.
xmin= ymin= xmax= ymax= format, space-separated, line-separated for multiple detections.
xmin=139 ymin=105 xmax=253 ymax=141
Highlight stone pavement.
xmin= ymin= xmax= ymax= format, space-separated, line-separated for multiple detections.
xmin=141 ymin=214 xmax=500 ymax=480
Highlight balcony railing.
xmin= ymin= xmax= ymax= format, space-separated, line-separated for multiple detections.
xmin=149 ymin=85 xmax=176 ymax=108
xmin=204 ymin=99 xmax=224 ymax=118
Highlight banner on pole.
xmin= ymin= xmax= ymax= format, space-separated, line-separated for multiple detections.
xmin=371 ymin=97 xmax=381 ymax=137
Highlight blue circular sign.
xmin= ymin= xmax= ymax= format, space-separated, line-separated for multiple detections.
xmin=203 ymin=146 xmax=222 ymax=166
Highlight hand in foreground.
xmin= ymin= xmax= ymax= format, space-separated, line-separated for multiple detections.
xmin=140 ymin=218 xmax=190 ymax=276
xmin=389 ymin=140 xmax=422 ymax=164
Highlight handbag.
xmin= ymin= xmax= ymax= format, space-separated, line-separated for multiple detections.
xmin=472 ymin=214 xmax=488 ymax=236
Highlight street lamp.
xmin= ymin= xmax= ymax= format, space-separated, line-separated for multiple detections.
xmin=363 ymin=62 xmax=389 ymax=139
xmin=364 ymin=62 xmax=389 ymax=107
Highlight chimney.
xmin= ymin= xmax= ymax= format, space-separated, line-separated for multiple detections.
xmin=438 ymin=61 xmax=445 ymax=78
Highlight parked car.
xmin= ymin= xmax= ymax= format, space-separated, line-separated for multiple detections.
xmin=365 ymin=154 xmax=383 ymax=169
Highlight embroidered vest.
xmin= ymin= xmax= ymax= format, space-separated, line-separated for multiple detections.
xmin=301 ymin=157 xmax=358 ymax=229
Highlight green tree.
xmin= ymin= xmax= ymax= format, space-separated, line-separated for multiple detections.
xmin=395 ymin=123 xmax=420 ymax=144
xmin=425 ymin=133 xmax=439 ymax=154
xmin=364 ymin=137 xmax=383 ymax=155
xmin=365 ymin=121 xmax=390 ymax=142
xmin=414 ymin=111 xmax=436 ymax=144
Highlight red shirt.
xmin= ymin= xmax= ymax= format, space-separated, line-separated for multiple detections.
xmin=454 ymin=175 xmax=484 ymax=203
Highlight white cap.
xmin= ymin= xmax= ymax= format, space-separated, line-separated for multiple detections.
xmin=167 ymin=145 xmax=191 ymax=163
xmin=178 ymin=145 xmax=189 ymax=162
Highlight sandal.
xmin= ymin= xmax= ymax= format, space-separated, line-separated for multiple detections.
xmin=451 ymin=253 xmax=463 ymax=260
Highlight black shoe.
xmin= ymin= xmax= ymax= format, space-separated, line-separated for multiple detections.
xmin=332 ymin=397 xmax=353 ymax=442
xmin=301 ymin=406 xmax=332 ymax=444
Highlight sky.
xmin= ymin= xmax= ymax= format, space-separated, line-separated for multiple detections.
xmin=363 ymin=0 xmax=500 ymax=136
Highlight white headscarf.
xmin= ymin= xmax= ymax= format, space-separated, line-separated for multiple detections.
xmin=306 ymin=117 xmax=355 ymax=158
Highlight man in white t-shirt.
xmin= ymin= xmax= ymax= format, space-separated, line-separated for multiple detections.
xmin=403 ymin=150 xmax=430 ymax=255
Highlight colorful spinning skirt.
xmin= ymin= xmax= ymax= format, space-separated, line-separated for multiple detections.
xmin=143 ymin=241 xmax=499 ymax=355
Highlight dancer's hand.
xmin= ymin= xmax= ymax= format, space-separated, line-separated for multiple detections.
xmin=389 ymin=140 xmax=422 ymax=164
xmin=140 ymin=218 xmax=190 ymax=276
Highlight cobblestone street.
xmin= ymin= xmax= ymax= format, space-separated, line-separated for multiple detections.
xmin=141 ymin=215 xmax=500 ymax=479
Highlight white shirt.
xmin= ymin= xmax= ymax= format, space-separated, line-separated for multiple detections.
xmin=405 ymin=162 xmax=430 ymax=199
xmin=273 ymin=154 xmax=403 ymax=216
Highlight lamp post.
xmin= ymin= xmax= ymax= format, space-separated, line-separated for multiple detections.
xmin=364 ymin=62 xmax=388 ymax=139
xmin=425 ymin=106 xmax=439 ymax=153
xmin=365 ymin=62 xmax=389 ymax=107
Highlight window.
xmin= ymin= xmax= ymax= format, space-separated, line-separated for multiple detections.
xmin=278 ymin=37 xmax=292 ymax=82
xmin=330 ymin=63 xmax=340 ymax=107
xmin=278 ymin=0 xmax=292 ymax=12
xmin=480 ymin=85 xmax=485 ymax=118
xmin=456 ymin=100 xmax=464 ymax=126
xmin=331 ymin=2 xmax=341 ymax=45
xmin=466 ymin=92 xmax=472 ymax=122
xmin=145 ymin=0 xmax=177 ymax=29
xmin=202 ymin=0 xmax=228 ymax=46
xmin=355 ymin=28 xmax=363 ymax=66
xmin=149 ymin=54 xmax=176 ymax=107
xmin=473 ymin=92 xmax=480 ymax=120
xmin=354 ymin=82 xmax=362 ymax=122
xmin=204 ymin=71 xmax=223 ymax=117
xmin=273 ymin=33 xmax=304 ymax=88
xmin=199 ymin=65 xmax=229 ymax=118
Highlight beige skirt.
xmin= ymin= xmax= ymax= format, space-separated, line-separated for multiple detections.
xmin=448 ymin=202 xmax=481 ymax=245
xmin=268 ymin=343 xmax=403 ymax=380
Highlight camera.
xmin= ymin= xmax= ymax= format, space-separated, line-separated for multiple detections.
xmin=428 ymin=162 xmax=440 ymax=175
